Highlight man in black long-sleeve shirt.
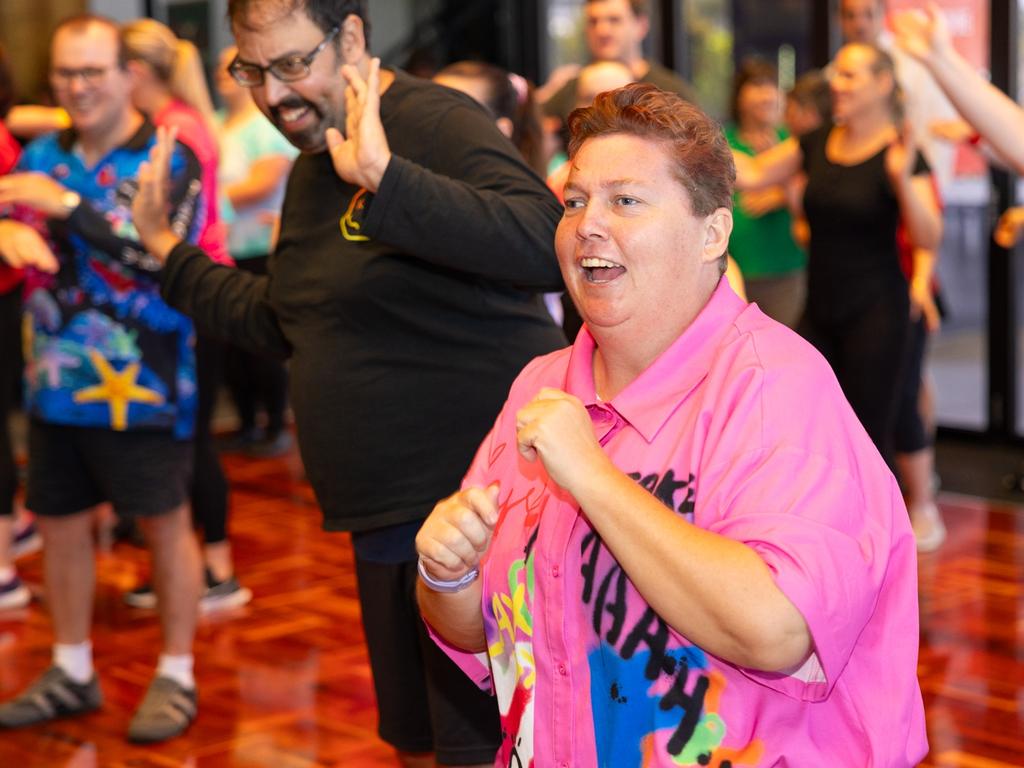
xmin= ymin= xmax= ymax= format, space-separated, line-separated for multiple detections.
xmin=130 ymin=2 xmax=565 ymax=766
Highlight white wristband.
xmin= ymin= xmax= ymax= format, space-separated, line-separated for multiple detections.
xmin=417 ymin=557 xmax=479 ymax=593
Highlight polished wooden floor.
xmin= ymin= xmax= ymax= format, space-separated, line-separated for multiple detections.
xmin=0 ymin=440 xmax=1021 ymax=767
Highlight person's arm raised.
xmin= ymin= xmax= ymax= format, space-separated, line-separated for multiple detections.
xmin=514 ymin=388 xmax=812 ymax=672
xmin=134 ymin=125 xmax=291 ymax=359
xmin=326 ymin=59 xmax=563 ymax=290
xmin=894 ymin=3 xmax=1024 ymax=175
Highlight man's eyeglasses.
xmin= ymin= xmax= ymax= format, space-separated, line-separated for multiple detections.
xmin=50 ymin=66 xmax=114 ymax=87
xmin=228 ymin=26 xmax=339 ymax=87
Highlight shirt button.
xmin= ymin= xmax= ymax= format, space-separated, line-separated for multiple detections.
xmin=559 ymin=762 xmax=569 ymax=768
xmin=551 ymin=565 xmax=560 ymax=577
xmin=557 ymin=663 xmax=568 ymax=676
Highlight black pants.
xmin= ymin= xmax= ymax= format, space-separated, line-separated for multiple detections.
xmin=224 ymin=256 xmax=289 ymax=436
xmin=0 ymin=287 xmax=21 ymax=518
xmin=893 ymin=315 xmax=931 ymax=455
xmin=800 ymin=295 xmax=910 ymax=469
xmin=192 ymin=332 xmax=229 ymax=543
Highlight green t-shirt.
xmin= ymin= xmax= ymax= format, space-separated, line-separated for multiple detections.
xmin=725 ymin=124 xmax=806 ymax=279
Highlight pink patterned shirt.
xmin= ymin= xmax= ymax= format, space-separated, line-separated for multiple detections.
xmin=154 ymin=100 xmax=232 ymax=266
xmin=433 ymin=280 xmax=927 ymax=767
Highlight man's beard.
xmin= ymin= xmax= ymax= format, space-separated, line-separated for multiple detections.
xmin=270 ymin=96 xmax=330 ymax=152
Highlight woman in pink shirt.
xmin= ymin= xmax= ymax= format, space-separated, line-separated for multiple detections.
xmin=119 ymin=20 xmax=250 ymax=611
xmin=418 ymin=84 xmax=927 ymax=767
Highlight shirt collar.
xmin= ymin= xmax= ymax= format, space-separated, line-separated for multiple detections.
xmin=57 ymin=118 xmax=156 ymax=154
xmin=565 ymin=279 xmax=747 ymax=442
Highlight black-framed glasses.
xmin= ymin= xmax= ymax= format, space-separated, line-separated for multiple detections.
xmin=228 ymin=26 xmax=339 ymax=87
xmin=50 ymin=66 xmax=114 ymax=88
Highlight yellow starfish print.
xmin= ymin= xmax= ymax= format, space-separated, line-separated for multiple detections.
xmin=73 ymin=349 xmax=165 ymax=431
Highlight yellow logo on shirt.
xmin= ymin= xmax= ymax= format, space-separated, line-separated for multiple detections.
xmin=340 ymin=188 xmax=371 ymax=242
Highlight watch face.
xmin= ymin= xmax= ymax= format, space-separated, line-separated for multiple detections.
xmin=62 ymin=191 xmax=81 ymax=211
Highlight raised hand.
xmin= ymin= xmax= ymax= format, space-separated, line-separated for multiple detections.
xmin=325 ymin=57 xmax=392 ymax=192
xmin=891 ymin=3 xmax=953 ymax=65
xmin=416 ymin=484 xmax=500 ymax=582
xmin=0 ymin=220 xmax=59 ymax=273
xmin=131 ymin=125 xmax=181 ymax=263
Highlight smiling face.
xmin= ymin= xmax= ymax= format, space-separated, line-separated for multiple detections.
xmin=232 ymin=8 xmax=356 ymax=152
xmin=50 ymin=21 xmax=134 ymax=142
xmin=585 ymin=0 xmax=648 ymax=64
xmin=556 ymin=132 xmax=730 ymax=342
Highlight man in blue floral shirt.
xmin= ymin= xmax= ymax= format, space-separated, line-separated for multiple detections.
xmin=0 ymin=14 xmax=206 ymax=743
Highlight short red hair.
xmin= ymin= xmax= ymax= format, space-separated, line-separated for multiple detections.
xmin=566 ymin=82 xmax=734 ymax=217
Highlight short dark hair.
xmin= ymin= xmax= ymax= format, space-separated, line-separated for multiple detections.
xmin=729 ymin=56 xmax=777 ymax=123
xmin=436 ymin=61 xmax=546 ymax=176
xmin=585 ymin=0 xmax=648 ymax=18
xmin=228 ymin=0 xmax=371 ymax=50
xmin=52 ymin=14 xmax=127 ymax=69
xmin=567 ymin=82 xmax=734 ymax=217
xmin=787 ymin=69 xmax=832 ymax=124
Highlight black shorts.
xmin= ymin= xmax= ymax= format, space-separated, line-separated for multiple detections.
xmin=26 ymin=420 xmax=193 ymax=518
xmin=355 ymin=555 xmax=500 ymax=765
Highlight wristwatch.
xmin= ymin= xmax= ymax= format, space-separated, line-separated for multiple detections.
xmin=59 ymin=189 xmax=81 ymax=217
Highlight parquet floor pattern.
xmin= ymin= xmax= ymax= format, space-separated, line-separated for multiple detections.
xmin=0 ymin=442 xmax=1021 ymax=767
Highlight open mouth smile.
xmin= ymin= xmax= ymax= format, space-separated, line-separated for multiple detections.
xmin=580 ymin=257 xmax=627 ymax=283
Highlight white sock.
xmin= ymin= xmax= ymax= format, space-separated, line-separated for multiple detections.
xmin=0 ymin=566 xmax=15 ymax=584
xmin=53 ymin=641 xmax=94 ymax=684
xmin=156 ymin=653 xmax=195 ymax=690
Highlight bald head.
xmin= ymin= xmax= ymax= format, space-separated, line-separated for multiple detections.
xmin=576 ymin=60 xmax=635 ymax=107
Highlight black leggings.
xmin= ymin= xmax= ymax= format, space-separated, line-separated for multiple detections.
xmin=799 ymin=295 xmax=910 ymax=469
xmin=192 ymin=333 xmax=229 ymax=543
xmin=224 ymin=256 xmax=288 ymax=435
xmin=0 ymin=287 xmax=20 ymax=518
xmin=893 ymin=315 xmax=930 ymax=455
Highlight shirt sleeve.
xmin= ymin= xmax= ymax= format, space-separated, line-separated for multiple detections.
xmin=161 ymin=240 xmax=291 ymax=358
xmin=359 ymin=101 xmax=564 ymax=291
xmin=25 ymin=139 xmax=204 ymax=274
xmin=424 ymin=621 xmax=495 ymax=693
xmin=699 ymin=445 xmax=901 ymax=702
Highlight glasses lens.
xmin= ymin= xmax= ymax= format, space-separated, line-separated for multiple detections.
xmin=269 ymin=57 xmax=309 ymax=82
xmin=229 ymin=62 xmax=263 ymax=86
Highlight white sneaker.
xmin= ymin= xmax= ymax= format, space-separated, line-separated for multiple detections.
xmin=911 ymin=502 xmax=947 ymax=553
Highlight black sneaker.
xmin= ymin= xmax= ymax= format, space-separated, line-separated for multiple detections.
xmin=123 ymin=581 xmax=157 ymax=610
xmin=0 ymin=667 xmax=102 ymax=727
xmin=11 ymin=522 xmax=42 ymax=559
xmin=244 ymin=430 xmax=294 ymax=458
xmin=126 ymin=676 xmax=196 ymax=743
xmin=200 ymin=571 xmax=252 ymax=613
xmin=0 ymin=575 xmax=31 ymax=610
xmin=124 ymin=570 xmax=252 ymax=613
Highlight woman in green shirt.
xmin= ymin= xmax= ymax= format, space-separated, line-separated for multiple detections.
xmin=725 ymin=58 xmax=807 ymax=328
